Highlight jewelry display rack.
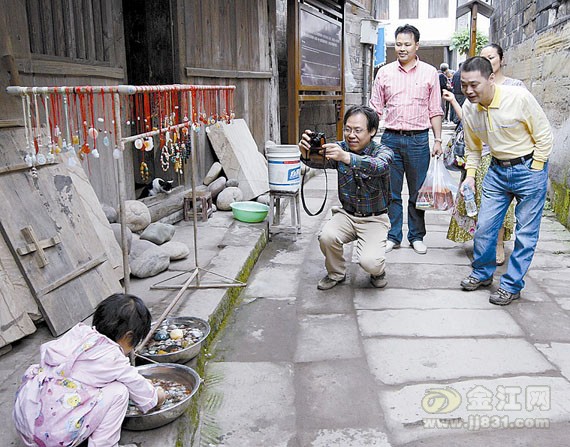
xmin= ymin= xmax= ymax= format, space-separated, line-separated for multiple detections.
xmin=7 ymin=84 xmax=246 ymax=351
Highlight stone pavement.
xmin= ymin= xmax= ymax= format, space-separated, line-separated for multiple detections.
xmin=194 ymin=131 xmax=570 ymax=446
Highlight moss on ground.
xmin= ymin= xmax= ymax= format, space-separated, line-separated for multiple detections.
xmin=175 ymin=227 xmax=268 ymax=446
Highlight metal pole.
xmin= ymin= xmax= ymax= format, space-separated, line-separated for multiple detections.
xmin=188 ymin=92 xmax=201 ymax=287
xmin=114 ymin=91 xmax=130 ymax=292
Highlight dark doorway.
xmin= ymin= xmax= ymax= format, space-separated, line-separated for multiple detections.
xmin=122 ymin=0 xmax=176 ymax=85
xmin=122 ymin=0 xmax=178 ymax=192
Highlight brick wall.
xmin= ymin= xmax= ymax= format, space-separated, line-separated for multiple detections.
xmin=490 ymin=0 xmax=570 ymax=227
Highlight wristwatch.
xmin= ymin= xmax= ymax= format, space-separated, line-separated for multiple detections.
xmin=434 ymin=138 xmax=442 ymax=143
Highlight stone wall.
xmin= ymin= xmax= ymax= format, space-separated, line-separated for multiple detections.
xmin=490 ymin=0 xmax=570 ymax=227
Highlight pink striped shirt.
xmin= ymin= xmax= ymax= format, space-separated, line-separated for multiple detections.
xmin=370 ymin=57 xmax=443 ymax=130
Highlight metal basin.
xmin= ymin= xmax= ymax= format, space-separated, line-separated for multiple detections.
xmin=141 ymin=316 xmax=210 ymax=363
xmin=123 ymin=363 xmax=201 ymax=431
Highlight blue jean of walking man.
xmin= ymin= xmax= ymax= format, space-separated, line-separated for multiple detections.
xmin=381 ymin=131 xmax=431 ymax=245
xmin=471 ymin=159 xmax=548 ymax=293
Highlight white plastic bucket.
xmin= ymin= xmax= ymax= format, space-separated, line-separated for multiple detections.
xmin=266 ymin=144 xmax=301 ymax=193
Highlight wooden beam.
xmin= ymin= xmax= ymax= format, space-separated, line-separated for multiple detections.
xmin=16 ymin=58 xmax=124 ymax=79
xmin=469 ymin=2 xmax=478 ymax=57
xmin=185 ymin=67 xmax=272 ymax=79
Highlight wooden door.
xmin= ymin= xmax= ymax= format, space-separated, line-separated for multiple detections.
xmin=0 ymin=132 xmax=122 ymax=336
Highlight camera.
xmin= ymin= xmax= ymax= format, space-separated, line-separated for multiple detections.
xmin=308 ymin=131 xmax=326 ymax=152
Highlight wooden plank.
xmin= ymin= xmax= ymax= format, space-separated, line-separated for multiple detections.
xmin=0 ymin=162 xmax=122 ymax=336
xmin=0 ymin=232 xmax=38 ymax=346
xmin=16 ymin=58 xmax=125 ymax=78
xmin=92 ymin=0 xmax=104 ymax=62
xmin=82 ymin=0 xmax=96 ymax=61
xmin=100 ymin=0 xmax=113 ymax=62
xmin=51 ymin=0 xmax=67 ymax=57
xmin=39 ymin=260 xmax=121 ymax=335
xmin=74 ymin=0 xmax=86 ymax=59
xmin=25 ymin=0 xmax=44 ymax=54
xmin=185 ymin=67 xmax=273 ymax=79
xmin=39 ymin=0 xmax=55 ymax=56
xmin=61 ymin=0 xmax=77 ymax=58
xmin=38 ymin=255 xmax=106 ymax=296
xmin=63 ymin=151 xmax=123 ymax=274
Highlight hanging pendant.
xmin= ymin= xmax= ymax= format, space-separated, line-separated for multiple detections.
xmin=24 ymin=153 xmax=34 ymax=167
xmin=140 ymin=161 xmax=150 ymax=182
xmin=92 ymin=149 xmax=100 ymax=158
xmin=113 ymin=147 xmax=121 ymax=159
xmin=103 ymin=132 xmax=110 ymax=147
xmin=160 ymin=146 xmax=170 ymax=172
xmin=134 ymin=138 xmax=144 ymax=150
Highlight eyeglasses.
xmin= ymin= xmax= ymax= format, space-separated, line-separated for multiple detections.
xmin=343 ymin=127 xmax=366 ymax=136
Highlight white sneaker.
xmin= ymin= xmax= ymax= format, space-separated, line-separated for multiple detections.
xmin=411 ymin=240 xmax=427 ymax=254
xmin=386 ymin=240 xmax=400 ymax=253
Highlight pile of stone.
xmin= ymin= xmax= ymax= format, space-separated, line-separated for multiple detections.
xmin=202 ymin=161 xmax=270 ymax=210
xmin=103 ymin=202 xmax=190 ymax=278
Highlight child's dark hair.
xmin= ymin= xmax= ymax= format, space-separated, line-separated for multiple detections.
xmin=93 ymin=293 xmax=151 ymax=346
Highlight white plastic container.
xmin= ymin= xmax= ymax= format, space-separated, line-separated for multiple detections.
xmin=266 ymin=144 xmax=301 ymax=193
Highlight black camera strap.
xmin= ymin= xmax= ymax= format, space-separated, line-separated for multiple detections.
xmin=300 ymin=155 xmax=328 ymax=217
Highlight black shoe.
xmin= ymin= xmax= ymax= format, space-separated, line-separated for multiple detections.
xmin=460 ymin=275 xmax=493 ymax=291
xmin=370 ymin=272 xmax=388 ymax=288
xmin=317 ymin=275 xmax=346 ymax=290
xmin=489 ymin=288 xmax=520 ymax=306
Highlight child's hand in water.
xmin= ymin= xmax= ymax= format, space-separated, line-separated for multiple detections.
xmin=155 ymin=386 xmax=166 ymax=409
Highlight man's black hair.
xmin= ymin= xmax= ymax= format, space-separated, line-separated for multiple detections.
xmin=344 ymin=105 xmax=379 ymax=137
xmin=462 ymin=56 xmax=493 ymax=79
xmin=395 ymin=24 xmax=420 ymax=43
xmin=93 ymin=293 xmax=152 ymax=346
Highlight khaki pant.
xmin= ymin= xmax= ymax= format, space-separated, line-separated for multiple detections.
xmin=318 ymin=207 xmax=390 ymax=281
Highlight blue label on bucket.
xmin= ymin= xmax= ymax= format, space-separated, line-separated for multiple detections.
xmin=288 ymin=167 xmax=300 ymax=181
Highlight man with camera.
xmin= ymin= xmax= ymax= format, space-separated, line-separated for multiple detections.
xmin=298 ymin=105 xmax=394 ymax=290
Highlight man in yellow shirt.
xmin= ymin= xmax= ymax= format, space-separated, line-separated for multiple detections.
xmin=458 ymin=56 xmax=553 ymax=305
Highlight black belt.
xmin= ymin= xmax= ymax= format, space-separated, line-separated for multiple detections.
xmin=384 ymin=128 xmax=428 ymax=136
xmin=492 ymin=152 xmax=533 ymax=167
xmin=345 ymin=209 xmax=387 ymax=218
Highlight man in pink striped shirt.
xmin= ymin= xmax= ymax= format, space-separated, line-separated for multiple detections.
xmin=370 ymin=24 xmax=443 ymax=255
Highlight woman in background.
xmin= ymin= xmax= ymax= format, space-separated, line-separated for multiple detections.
xmin=443 ymin=43 xmax=525 ymax=265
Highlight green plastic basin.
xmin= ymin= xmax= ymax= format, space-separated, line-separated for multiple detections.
xmin=230 ymin=201 xmax=269 ymax=223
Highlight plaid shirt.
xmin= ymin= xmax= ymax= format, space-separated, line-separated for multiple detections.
xmin=302 ymin=140 xmax=393 ymax=215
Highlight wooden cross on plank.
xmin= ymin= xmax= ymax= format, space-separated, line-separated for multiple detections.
xmin=16 ymin=226 xmax=61 ymax=268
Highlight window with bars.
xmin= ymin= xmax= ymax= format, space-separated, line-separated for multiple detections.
xmin=25 ymin=0 xmax=111 ymax=63
xmin=429 ymin=0 xmax=449 ymax=18
xmin=399 ymin=0 xmax=419 ymax=19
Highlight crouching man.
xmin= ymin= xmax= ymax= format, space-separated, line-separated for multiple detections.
xmin=299 ymin=105 xmax=394 ymax=290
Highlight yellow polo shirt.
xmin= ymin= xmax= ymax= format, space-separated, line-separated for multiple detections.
xmin=462 ymin=84 xmax=553 ymax=177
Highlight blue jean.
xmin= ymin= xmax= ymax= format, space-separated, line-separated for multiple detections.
xmin=471 ymin=158 xmax=548 ymax=293
xmin=381 ymin=131 xmax=431 ymax=244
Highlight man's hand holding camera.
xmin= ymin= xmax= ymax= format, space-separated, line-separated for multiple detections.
xmin=299 ymin=130 xmax=350 ymax=165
